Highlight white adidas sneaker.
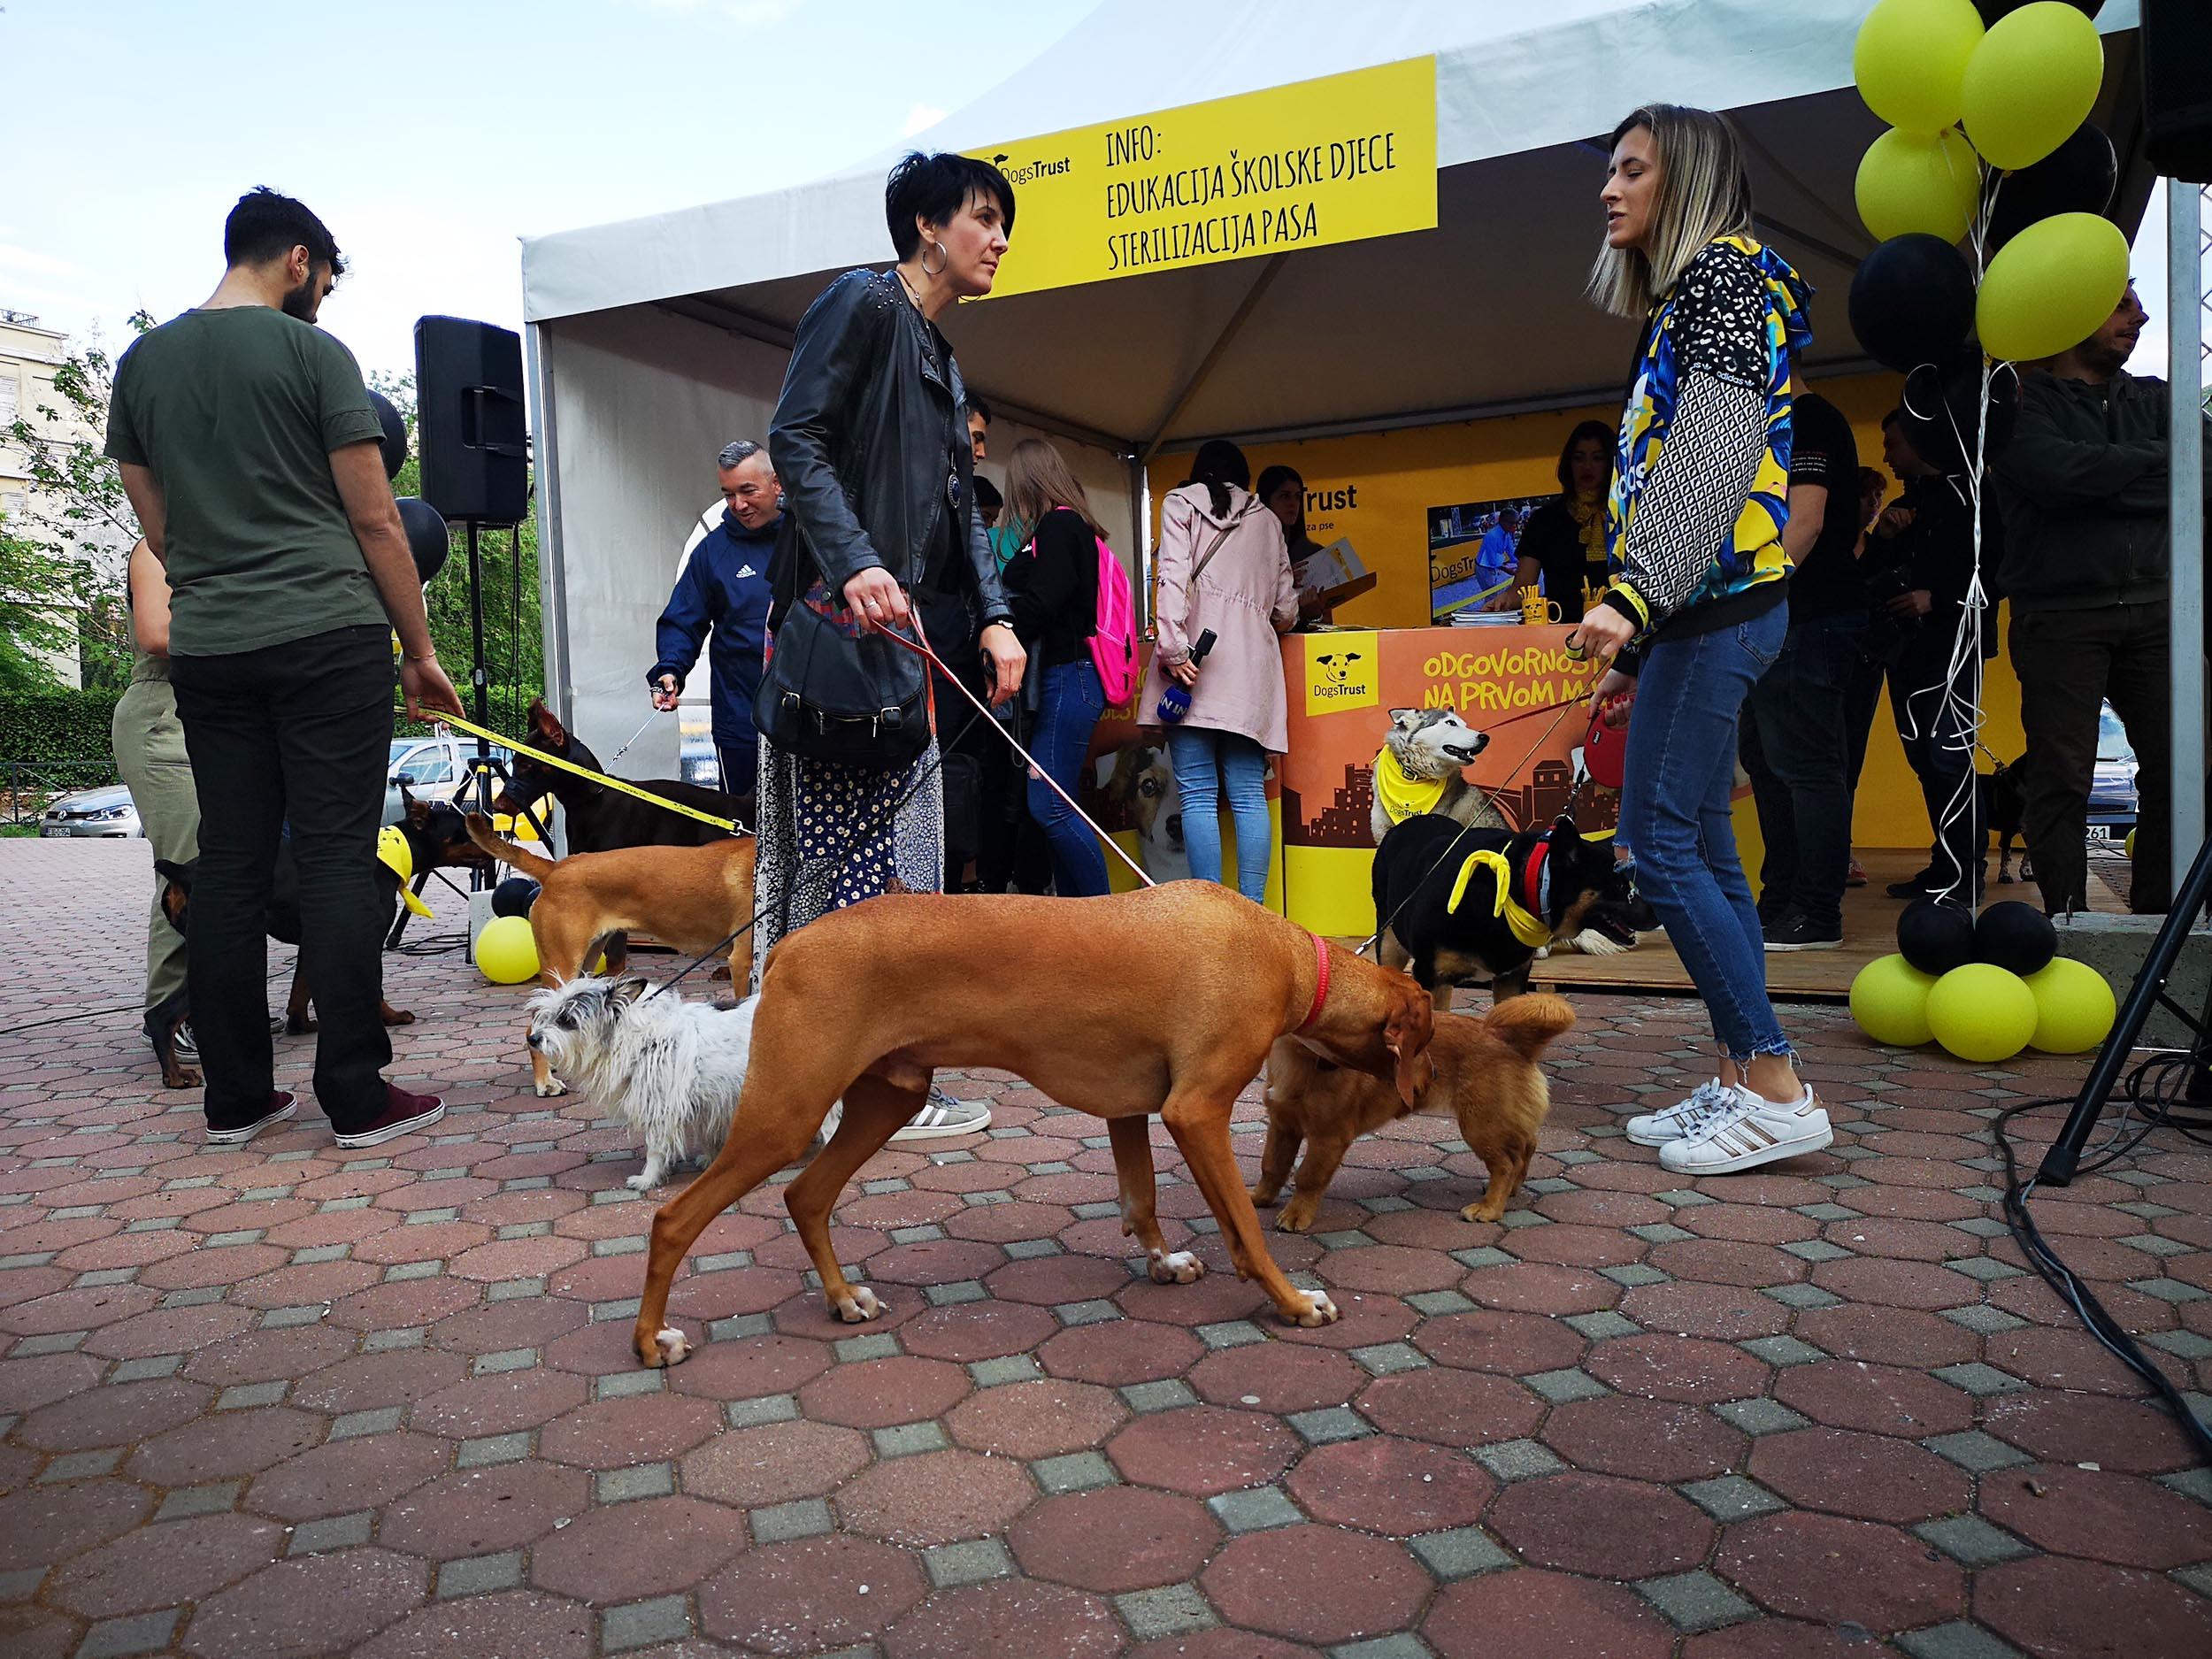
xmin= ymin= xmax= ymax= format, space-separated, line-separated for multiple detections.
xmin=1658 ymin=1085 xmax=1832 ymax=1176
xmin=1623 ymin=1079 xmax=1729 ymax=1148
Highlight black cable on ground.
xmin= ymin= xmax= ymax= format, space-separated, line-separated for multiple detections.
xmin=1993 ymin=1065 xmax=2212 ymax=1465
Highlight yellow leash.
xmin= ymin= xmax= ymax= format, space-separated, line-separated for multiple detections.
xmin=439 ymin=711 xmax=747 ymax=835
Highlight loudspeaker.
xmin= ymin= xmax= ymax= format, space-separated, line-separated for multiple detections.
xmin=2144 ymin=0 xmax=2212 ymax=184
xmin=414 ymin=315 xmax=528 ymax=525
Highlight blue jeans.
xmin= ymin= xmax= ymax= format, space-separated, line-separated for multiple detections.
xmin=1166 ymin=726 xmax=1272 ymax=903
xmin=1747 ymin=612 xmax=1866 ymax=933
xmin=1026 ymin=659 xmax=1110 ymax=897
xmin=1620 ymin=605 xmax=1793 ymax=1062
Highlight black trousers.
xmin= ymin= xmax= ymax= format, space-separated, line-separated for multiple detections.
xmin=1886 ymin=625 xmax=1984 ymax=887
xmin=171 ymin=626 xmax=396 ymax=1131
xmin=2010 ymin=603 xmax=2181 ymax=915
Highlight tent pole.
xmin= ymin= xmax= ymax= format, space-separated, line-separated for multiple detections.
xmin=1137 ymin=253 xmax=1291 ymax=469
xmin=2170 ymin=180 xmax=2206 ymax=884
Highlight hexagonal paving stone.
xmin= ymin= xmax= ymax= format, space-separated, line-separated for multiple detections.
xmin=1982 ymin=1389 xmax=2201 ymax=1474
xmin=659 ymin=1332 xmax=836 ymax=1402
xmin=1202 ymin=1523 xmax=1429 ymax=1647
xmin=700 ymin=1533 xmax=929 ymax=1655
xmin=1010 ymin=1486 xmax=1222 ymax=1594
xmin=682 ymin=1418 xmax=872 ymax=1508
xmin=1187 ymin=1340 xmax=1367 ymax=1414
xmin=1715 ymin=1511 xmax=1965 ymax=1634
xmin=15 ymin=1376 xmax=213 ymax=1450
xmin=379 ymin=1460 xmax=591 ymax=1559
xmin=0 ymin=1479 xmax=155 ymax=1571
xmin=1356 ymin=1367 xmax=1545 ymax=1448
xmin=538 ymin=1393 xmax=725 ymax=1467
xmin=49 ymin=1511 xmax=285 ymax=1617
xmin=244 ymin=1428 xmax=451 ymax=1522
xmin=529 ymin=1493 xmax=747 ymax=1605
xmin=796 ymin=1355 xmax=972 ymax=1430
xmin=885 ymin=1578 xmax=1125 ymax=1659
xmin=944 ymin=1378 xmax=1127 ymax=1460
xmin=1107 ymin=1403 xmax=1302 ymax=1497
xmin=835 ymin=1447 xmax=1036 ymax=1548
xmin=1487 ymin=1471 xmax=1715 ymax=1578
xmin=897 ymin=1300 xmax=1061 ymax=1364
xmin=1540 ymin=1395 xmax=1747 ymax=1483
xmin=290 ymin=1348 xmax=466 ymax=1414
xmin=1426 ymin=1565 xmax=1676 ymax=1659
xmin=1287 ymin=1433 xmax=1494 ymax=1535
xmin=411 ymin=1369 xmax=589 ymax=1440
xmin=127 ymin=1405 xmax=325 ymax=1487
xmin=181 ymin=1547 xmax=427 ymax=1656
xmin=1769 ymin=1359 xmax=1975 ymax=1438
xmin=1582 ymin=1333 xmax=1771 ymax=1404
xmin=355 ymin=1589 xmax=595 ymax=1659
xmin=1038 ymin=1317 xmax=1206 ymax=1386
xmin=1747 ymin=1427 xmax=1971 ymax=1525
xmin=1974 ymin=1553 xmax=2212 ymax=1656
xmin=1978 ymin=1463 xmax=2212 ymax=1568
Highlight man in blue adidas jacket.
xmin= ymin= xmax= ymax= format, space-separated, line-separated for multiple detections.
xmin=649 ymin=440 xmax=779 ymax=800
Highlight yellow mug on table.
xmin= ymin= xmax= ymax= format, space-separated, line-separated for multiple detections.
xmin=1519 ymin=589 xmax=1563 ymax=626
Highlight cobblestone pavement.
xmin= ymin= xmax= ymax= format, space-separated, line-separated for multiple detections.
xmin=2 ymin=839 xmax=2208 ymax=1659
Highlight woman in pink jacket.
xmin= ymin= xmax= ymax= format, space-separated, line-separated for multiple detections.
xmin=1140 ymin=440 xmax=1298 ymax=902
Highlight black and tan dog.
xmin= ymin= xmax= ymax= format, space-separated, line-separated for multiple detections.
xmin=149 ymin=790 xmax=489 ymax=1087
xmin=1372 ymin=811 xmax=1631 ymax=1008
xmin=494 ymin=699 xmax=749 ymax=855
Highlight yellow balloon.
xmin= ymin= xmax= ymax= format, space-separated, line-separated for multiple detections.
xmin=1961 ymin=2 xmax=2103 ymax=171
xmin=1976 ymin=211 xmax=2130 ymax=363
xmin=2024 ymin=957 xmax=2116 ymax=1055
xmin=1851 ymin=953 xmax=1940 ymax=1048
xmin=1926 ymin=964 xmax=2039 ymax=1064
xmin=1857 ymin=127 xmax=1983 ymax=243
xmin=1855 ymin=0 xmax=1986 ymax=136
xmin=474 ymin=914 xmax=541 ymax=985
xmin=2124 ymin=827 xmax=2137 ymax=859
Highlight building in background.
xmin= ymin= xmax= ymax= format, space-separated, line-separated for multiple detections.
xmin=1 ymin=308 xmax=114 ymax=688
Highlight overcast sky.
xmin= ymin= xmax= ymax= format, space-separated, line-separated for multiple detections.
xmin=2 ymin=0 xmax=1099 ymax=378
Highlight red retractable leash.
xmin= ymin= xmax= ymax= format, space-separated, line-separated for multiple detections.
xmin=874 ymin=624 xmax=1157 ymax=889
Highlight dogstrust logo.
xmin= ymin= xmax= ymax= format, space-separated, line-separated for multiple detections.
xmin=1305 ymin=632 xmax=1380 ymax=717
xmin=1418 ymin=643 xmax=1596 ymax=718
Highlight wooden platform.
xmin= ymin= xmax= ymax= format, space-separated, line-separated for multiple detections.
xmin=1527 ymin=847 xmax=2131 ymax=1002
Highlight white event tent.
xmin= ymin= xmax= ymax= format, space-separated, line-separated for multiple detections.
xmin=517 ymin=0 xmax=2155 ymax=792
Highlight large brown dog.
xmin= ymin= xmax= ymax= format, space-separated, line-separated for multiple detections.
xmin=1255 ymin=994 xmax=1576 ymax=1232
xmin=465 ymin=817 xmax=757 ymax=1095
xmin=631 ymin=884 xmax=1435 ymax=1368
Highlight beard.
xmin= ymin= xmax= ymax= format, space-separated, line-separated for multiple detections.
xmin=279 ymin=276 xmax=320 ymax=322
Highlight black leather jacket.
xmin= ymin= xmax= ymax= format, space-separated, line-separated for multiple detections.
xmin=766 ymin=268 xmax=1011 ymax=638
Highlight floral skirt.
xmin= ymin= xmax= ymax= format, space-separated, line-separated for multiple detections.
xmin=750 ymin=738 xmax=943 ymax=992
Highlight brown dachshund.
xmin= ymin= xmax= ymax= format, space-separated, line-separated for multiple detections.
xmin=631 ymin=883 xmax=1436 ymax=1368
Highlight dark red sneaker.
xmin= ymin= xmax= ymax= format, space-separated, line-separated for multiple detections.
xmin=334 ymin=1084 xmax=446 ymax=1149
xmin=206 ymin=1091 xmax=297 ymax=1146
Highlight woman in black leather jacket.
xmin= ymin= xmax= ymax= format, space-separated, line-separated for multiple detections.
xmin=753 ymin=152 xmax=1025 ymax=1136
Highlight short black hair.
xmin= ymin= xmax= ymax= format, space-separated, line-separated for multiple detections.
xmin=1880 ymin=407 xmax=1904 ymax=431
xmin=224 ymin=187 xmax=344 ymax=276
xmin=885 ymin=151 xmax=1016 ymax=260
xmin=967 ymin=395 xmax=992 ymax=426
xmin=972 ymin=475 xmax=1003 ymax=513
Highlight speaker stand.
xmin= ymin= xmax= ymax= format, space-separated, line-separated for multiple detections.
xmin=2037 ymin=836 xmax=2212 ymax=1186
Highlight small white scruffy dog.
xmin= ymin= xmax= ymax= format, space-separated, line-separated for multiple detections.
xmin=526 ymin=977 xmax=760 ymax=1192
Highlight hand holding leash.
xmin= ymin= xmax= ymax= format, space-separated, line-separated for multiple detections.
xmin=843 ymin=567 xmax=910 ymax=634
xmin=1566 ymin=605 xmax=1634 ymax=668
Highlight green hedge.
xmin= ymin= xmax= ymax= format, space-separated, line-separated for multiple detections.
xmin=0 ymin=688 xmax=123 ymax=786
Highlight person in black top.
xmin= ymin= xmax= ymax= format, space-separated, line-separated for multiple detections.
xmin=1502 ymin=419 xmax=1615 ymax=621
xmin=1745 ymin=379 xmax=1862 ymax=950
xmin=1000 ymin=438 xmax=1111 ymax=896
xmin=1872 ymin=408 xmax=1996 ymax=900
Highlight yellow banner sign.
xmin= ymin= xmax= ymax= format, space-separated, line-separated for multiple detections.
xmin=970 ymin=57 xmax=1437 ymax=299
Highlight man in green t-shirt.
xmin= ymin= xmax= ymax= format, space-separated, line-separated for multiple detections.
xmin=107 ymin=188 xmax=465 ymax=1149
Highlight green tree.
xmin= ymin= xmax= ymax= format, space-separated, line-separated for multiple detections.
xmin=369 ymin=372 xmax=544 ymax=738
xmin=2 ymin=320 xmax=147 ymax=695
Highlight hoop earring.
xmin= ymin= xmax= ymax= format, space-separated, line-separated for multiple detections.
xmin=921 ymin=239 xmax=949 ymax=277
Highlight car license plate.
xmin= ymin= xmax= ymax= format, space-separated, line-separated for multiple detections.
xmin=40 ymin=826 xmax=65 ymax=837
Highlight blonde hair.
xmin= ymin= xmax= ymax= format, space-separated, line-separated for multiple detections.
xmin=1004 ymin=437 xmax=1107 ymax=544
xmin=1587 ymin=104 xmax=1755 ymax=319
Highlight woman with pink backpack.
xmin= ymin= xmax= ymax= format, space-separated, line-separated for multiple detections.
xmin=1002 ymin=438 xmax=1139 ymax=897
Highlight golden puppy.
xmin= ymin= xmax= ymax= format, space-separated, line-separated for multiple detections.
xmin=1254 ymin=994 xmax=1575 ymax=1231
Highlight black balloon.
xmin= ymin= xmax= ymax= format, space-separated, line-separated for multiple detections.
xmin=1975 ymin=900 xmax=2056 ymax=977
xmin=1975 ymin=0 xmax=2103 ymax=20
xmin=367 ymin=388 xmax=409 ymax=481
xmin=396 ymin=496 xmax=450 ymax=585
xmin=1849 ymin=234 xmax=1977 ymax=374
xmin=1901 ymin=355 xmax=2022 ymax=475
xmin=1900 ymin=897 xmax=1978 ymax=976
xmin=492 ymin=877 xmax=541 ymax=918
xmin=1988 ymin=124 xmax=2117 ymax=248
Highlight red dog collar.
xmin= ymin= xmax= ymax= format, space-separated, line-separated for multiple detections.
xmin=1520 ymin=838 xmax=1552 ymax=918
xmin=1294 ymin=932 xmax=1330 ymax=1033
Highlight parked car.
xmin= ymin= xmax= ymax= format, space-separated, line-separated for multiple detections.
xmin=2086 ymin=701 xmax=2139 ymax=841
xmin=384 ymin=733 xmax=518 ymax=826
xmin=40 ymin=783 xmax=142 ymax=839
